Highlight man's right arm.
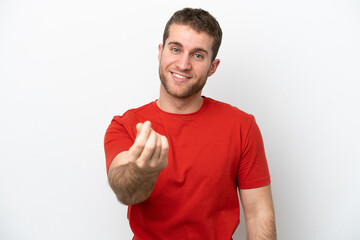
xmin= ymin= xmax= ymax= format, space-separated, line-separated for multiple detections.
xmin=107 ymin=121 xmax=169 ymax=205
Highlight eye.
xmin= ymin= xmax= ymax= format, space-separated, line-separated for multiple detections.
xmin=194 ymin=53 xmax=203 ymax=59
xmin=171 ymin=48 xmax=180 ymax=53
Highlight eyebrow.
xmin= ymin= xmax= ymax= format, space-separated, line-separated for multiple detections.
xmin=167 ymin=41 xmax=209 ymax=55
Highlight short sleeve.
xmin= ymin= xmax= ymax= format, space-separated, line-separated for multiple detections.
xmin=237 ymin=117 xmax=271 ymax=189
xmin=104 ymin=116 xmax=135 ymax=173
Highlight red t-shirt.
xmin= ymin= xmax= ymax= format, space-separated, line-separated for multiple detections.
xmin=104 ymin=97 xmax=270 ymax=240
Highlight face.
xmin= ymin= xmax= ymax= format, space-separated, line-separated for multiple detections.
xmin=158 ymin=24 xmax=220 ymax=99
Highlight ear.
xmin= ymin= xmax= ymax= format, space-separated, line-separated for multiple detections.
xmin=208 ymin=59 xmax=220 ymax=77
xmin=158 ymin=44 xmax=163 ymax=63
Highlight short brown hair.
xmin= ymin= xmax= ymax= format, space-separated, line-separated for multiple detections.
xmin=162 ymin=8 xmax=222 ymax=61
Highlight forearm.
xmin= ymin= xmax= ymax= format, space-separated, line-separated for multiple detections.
xmin=108 ymin=162 xmax=159 ymax=205
xmin=240 ymin=185 xmax=277 ymax=240
xmin=245 ymin=210 xmax=277 ymax=240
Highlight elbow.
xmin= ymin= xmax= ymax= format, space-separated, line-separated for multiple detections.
xmin=246 ymin=210 xmax=277 ymax=240
xmin=114 ymin=192 xmax=147 ymax=206
xmin=246 ymin=208 xmax=275 ymax=223
xmin=115 ymin=193 xmax=132 ymax=206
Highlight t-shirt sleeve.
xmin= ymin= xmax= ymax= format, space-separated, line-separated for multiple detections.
xmin=104 ymin=116 xmax=135 ymax=173
xmin=237 ymin=117 xmax=271 ymax=189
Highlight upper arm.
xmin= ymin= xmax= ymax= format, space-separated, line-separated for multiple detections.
xmin=239 ymin=184 xmax=275 ymax=219
xmin=237 ymin=117 xmax=270 ymax=189
xmin=104 ymin=117 xmax=135 ymax=172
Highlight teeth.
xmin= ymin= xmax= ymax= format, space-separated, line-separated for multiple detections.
xmin=173 ymin=73 xmax=187 ymax=79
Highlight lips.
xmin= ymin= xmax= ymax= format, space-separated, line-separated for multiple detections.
xmin=171 ymin=72 xmax=191 ymax=82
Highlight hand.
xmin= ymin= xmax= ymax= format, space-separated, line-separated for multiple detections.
xmin=128 ymin=121 xmax=169 ymax=174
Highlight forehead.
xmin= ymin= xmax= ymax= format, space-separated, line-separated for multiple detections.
xmin=166 ymin=24 xmax=214 ymax=52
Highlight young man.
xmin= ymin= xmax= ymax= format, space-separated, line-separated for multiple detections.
xmin=104 ymin=8 xmax=276 ymax=240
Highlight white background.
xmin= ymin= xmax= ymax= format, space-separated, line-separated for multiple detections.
xmin=1 ymin=0 xmax=359 ymax=239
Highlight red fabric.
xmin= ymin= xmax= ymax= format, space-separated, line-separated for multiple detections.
xmin=104 ymin=97 xmax=270 ymax=240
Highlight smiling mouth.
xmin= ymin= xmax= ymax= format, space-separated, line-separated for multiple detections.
xmin=171 ymin=72 xmax=190 ymax=80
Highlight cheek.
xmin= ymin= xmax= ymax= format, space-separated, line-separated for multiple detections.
xmin=160 ymin=55 xmax=174 ymax=68
xmin=195 ymin=63 xmax=212 ymax=76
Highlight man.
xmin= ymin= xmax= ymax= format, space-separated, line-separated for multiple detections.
xmin=104 ymin=8 xmax=276 ymax=240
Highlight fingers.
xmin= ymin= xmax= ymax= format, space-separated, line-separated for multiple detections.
xmin=143 ymin=133 xmax=168 ymax=171
xmin=160 ymin=135 xmax=169 ymax=161
xmin=129 ymin=121 xmax=152 ymax=159
xmin=152 ymin=132 xmax=163 ymax=161
xmin=138 ymin=130 xmax=162 ymax=166
xmin=129 ymin=121 xmax=169 ymax=171
xmin=159 ymin=135 xmax=169 ymax=168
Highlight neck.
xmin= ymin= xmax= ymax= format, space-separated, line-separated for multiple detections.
xmin=157 ymin=86 xmax=204 ymax=114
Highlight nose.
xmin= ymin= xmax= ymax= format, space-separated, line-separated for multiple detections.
xmin=176 ymin=54 xmax=191 ymax=71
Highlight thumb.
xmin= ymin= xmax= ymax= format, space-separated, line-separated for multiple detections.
xmin=136 ymin=122 xmax=143 ymax=138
